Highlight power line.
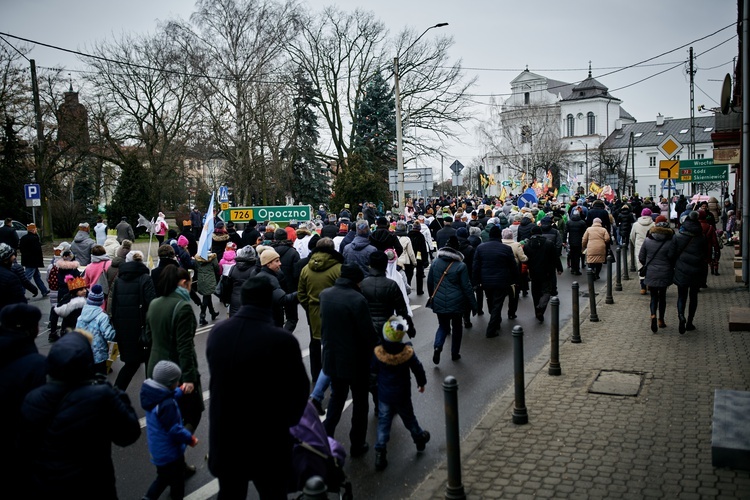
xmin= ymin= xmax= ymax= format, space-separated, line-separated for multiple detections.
xmin=0 ymin=34 xmax=30 ymax=62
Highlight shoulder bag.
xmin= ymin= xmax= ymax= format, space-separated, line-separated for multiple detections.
xmin=425 ymin=262 xmax=454 ymax=309
xmin=638 ymin=239 xmax=667 ymax=277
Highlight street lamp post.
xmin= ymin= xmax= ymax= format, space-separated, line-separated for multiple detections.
xmin=395 ymin=22 xmax=448 ymax=213
xmin=577 ymin=140 xmax=588 ymax=193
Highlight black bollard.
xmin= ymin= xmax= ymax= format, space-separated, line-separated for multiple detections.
xmin=587 ymin=268 xmax=599 ymax=322
xmin=302 ymin=475 xmax=328 ymax=499
xmin=571 ymin=282 xmax=581 ymax=343
xmin=615 ymin=245 xmax=623 ymax=291
xmin=549 ymin=297 xmax=561 ymax=375
xmin=512 ymin=326 xmax=528 ymax=424
xmin=622 ymin=244 xmax=630 ymax=281
xmin=443 ymin=376 xmax=466 ymax=500
xmin=629 ymin=244 xmax=637 ymax=272
xmin=605 ymin=254 xmax=615 ymax=304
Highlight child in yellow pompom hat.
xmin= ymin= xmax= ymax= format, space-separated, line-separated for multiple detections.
xmin=370 ymin=315 xmax=430 ymax=471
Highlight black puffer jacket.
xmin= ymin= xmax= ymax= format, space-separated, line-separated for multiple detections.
xmin=370 ymin=228 xmax=403 ymax=255
xmin=457 ymin=236 xmax=475 ymax=283
xmin=271 ymin=241 xmax=300 ymax=292
xmin=539 ymin=217 xmax=563 ymax=254
xmin=668 ymin=219 xmax=707 ymax=287
xmin=21 ymin=332 xmax=140 ymax=499
xmin=616 ymin=207 xmax=636 ymax=242
xmin=638 ymin=225 xmax=674 ymax=288
xmin=407 ymin=228 xmax=430 ymax=265
xmin=360 ymin=269 xmax=414 ymax=337
xmin=516 ymin=216 xmax=535 ymax=242
xmin=0 ymin=264 xmax=26 ymax=309
xmin=228 ymin=254 xmax=258 ymax=317
xmin=472 ymin=238 xmax=519 ymax=289
xmin=110 ymin=261 xmax=156 ymax=364
xmin=564 ymin=211 xmax=587 ymax=247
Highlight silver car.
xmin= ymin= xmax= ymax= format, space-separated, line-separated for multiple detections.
xmin=12 ymin=220 xmax=28 ymax=240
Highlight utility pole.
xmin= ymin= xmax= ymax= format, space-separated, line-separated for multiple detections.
xmin=30 ymin=59 xmax=52 ymax=241
xmin=689 ymin=47 xmax=698 ymax=194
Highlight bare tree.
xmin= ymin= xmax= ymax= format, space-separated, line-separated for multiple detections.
xmin=85 ymin=30 xmax=198 ymax=211
xmin=289 ymin=8 xmax=475 ymax=174
xmin=166 ymin=0 xmax=301 ymax=205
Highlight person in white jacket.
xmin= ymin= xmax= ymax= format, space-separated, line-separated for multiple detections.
xmin=630 ymin=207 xmax=655 ymax=294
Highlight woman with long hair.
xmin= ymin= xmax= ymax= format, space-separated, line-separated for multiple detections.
xmin=145 ymin=265 xmax=203 ymax=474
xmin=638 ymin=217 xmax=674 ymax=333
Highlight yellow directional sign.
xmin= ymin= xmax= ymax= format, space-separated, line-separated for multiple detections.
xmin=657 ymin=134 xmax=683 ymax=159
xmin=658 ymin=160 xmax=679 ymax=180
xmin=220 ymin=202 xmax=229 ymax=211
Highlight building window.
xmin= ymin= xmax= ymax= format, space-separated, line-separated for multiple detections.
xmin=697 ymin=153 xmax=705 ymax=159
xmin=521 ymin=125 xmax=531 ymax=144
xmin=587 ymin=112 xmax=595 ymax=135
xmin=578 ymin=164 xmax=584 ymax=176
xmin=649 ymin=185 xmax=657 ymax=198
xmin=649 ymin=157 xmax=656 ymax=167
xmin=566 ymin=114 xmax=574 ymax=137
xmin=524 ymin=92 xmax=530 ymax=105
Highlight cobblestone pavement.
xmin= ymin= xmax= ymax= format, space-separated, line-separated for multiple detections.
xmin=412 ymin=245 xmax=750 ymax=499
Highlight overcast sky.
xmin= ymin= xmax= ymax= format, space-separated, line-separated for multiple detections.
xmin=1 ymin=0 xmax=739 ymax=172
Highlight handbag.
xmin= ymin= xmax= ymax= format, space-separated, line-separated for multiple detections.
xmin=214 ymin=269 xmax=234 ymax=304
xmin=638 ymin=239 xmax=667 ymax=278
xmin=426 ymin=262 xmax=454 ymax=309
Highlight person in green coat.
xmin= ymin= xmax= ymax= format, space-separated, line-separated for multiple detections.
xmin=145 ymin=265 xmax=202 ymax=475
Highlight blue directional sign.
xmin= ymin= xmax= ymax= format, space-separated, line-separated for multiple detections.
xmin=24 ymin=184 xmax=41 ymax=199
xmin=517 ymin=187 xmax=538 ymax=208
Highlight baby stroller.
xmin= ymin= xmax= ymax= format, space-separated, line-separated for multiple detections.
xmin=289 ymin=401 xmax=353 ymax=499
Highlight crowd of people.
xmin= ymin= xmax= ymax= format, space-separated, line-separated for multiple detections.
xmin=0 ymin=190 xmax=735 ymax=497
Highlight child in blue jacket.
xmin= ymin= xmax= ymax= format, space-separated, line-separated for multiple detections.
xmin=74 ymin=284 xmax=116 ymax=375
xmin=140 ymin=360 xmax=198 ymax=500
xmin=371 ymin=315 xmax=430 ymax=471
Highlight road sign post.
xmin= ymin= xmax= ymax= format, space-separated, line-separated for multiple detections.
xmin=678 ymin=160 xmax=728 ymax=182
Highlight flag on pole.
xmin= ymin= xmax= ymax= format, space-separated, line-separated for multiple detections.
xmin=499 ymin=186 xmax=508 ymax=201
xmin=198 ymin=193 xmax=215 ymax=260
xmin=589 ymin=182 xmax=601 ymax=195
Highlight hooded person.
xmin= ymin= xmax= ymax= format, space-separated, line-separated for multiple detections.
xmin=20 ymin=330 xmax=141 ymax=498
xmin=257 ymin=247 xmax=298 ymax=331
xmin=211 ymin=221 xmax=230 ymax=261
xmin=522 ymin=225 xmax=564 ymax=322
xmin=371 ymin=315 xmax=429 ymax=471
xmin=370 ymin=216 xmax=403 ymax=255
xmin=342 ymin=220 xmax=378 ymax=278
xmin=0 ymin=303 xmax=46 ymax=498
xmin=630 ymin=207 xmax=655 ymax=293
xmin=75 ymin=284 xmax=117 ymax=374
xmin=154 ymin=212 xmax=168 ymax=246
xmin=293 ymin=221 xmax=315 ymax=260
xmin=564 ymin=208 xmax=588 ymax=275
xmin=668 ymin=211 xmax=707 ymax=333
xmin=360 ymin=251 xmax=415 ymax=339
xmin=69 ymin=222 xmax=95 ymax=266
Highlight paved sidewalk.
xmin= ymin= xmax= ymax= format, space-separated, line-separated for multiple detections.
xmin=412 ymin=246 xmax=750 ymax=499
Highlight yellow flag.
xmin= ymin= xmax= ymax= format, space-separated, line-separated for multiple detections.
xmin=499 ymin=186 xmax=508 ymax=201
xmin=589 ymin=181 xmax=601 ymax=194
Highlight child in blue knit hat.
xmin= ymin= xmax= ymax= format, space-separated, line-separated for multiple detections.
xmin=74 ymin=284 xmax=116 ymax=375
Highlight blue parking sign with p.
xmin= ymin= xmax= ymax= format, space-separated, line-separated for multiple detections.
xmin=24 ymin=184 xmax=41 ymax=199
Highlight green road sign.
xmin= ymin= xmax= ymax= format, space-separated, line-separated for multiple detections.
xmin=679 ymin=158 xmax=715 ymax=169
xmin=221 ymin=205 xmax=312 ymax=223
xmin=679 ymin=164 xmax=728 ymax=182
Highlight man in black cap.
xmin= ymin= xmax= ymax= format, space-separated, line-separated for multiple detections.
xmin=0 ymin=303 xmax=46 ymax=498
xmin=319 ymin=263 xmax=379 ymax=457
xmin=473 ymin=225 xmax=519 ymax=337
xmin=369 ymin=216 xmax=403 ymax=255
xmin=435 ymin=215 xmax=457 ymax=250
xmin=240 ymin=219 xmax=261 ymax=248
xmin=206 ymin=274 xmax=309 ymax=497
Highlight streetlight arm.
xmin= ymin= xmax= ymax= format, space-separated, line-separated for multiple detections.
xmin=397 ymin=23 xmax=449 ymax=65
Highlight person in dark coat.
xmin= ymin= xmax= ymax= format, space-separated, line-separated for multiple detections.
xmin=516 ymin=213 xmax=535 ymax=242
xmin=360 ymin=251 xmax=415 ymax=337
xmin=435 ymin=216 xmax=457 ymax=250
xmin=343 ymin=221 xmax=377 ymax=277
xmin=473 ymin=225 xmax=520 ymax=338
xmin=668 ymin=212 xmax=707 ymax=333
xmin=320 ymin=264 xmax=379 ymax=457
xmin=456 ymin=227 xmax=477 ymax=328
xmin=616 ymin=204 xmax=636 ymax=248
xmin=206 ymin=274 xmax=309 ymax=498
xmin=21 ymin=330 xmax=141 ymax=499
xmin=240 ymin=219 xmax=261 ymax=248
xmin=427 ymin=237 xmax=478 ymax=364
xmin=523 ymin=226 xmax=564 ymax=322
xmin=110 ymin=256 xmax=156 ymax=390
xmin=370 ymin=217 xmax=403 ymax=255
xmin=150 ymin=245 xmax=180 ymax=296
xmin=539 ymin=216 xmax=563 ymax=256
xmin=211 ymin=222 xmax=230 ymax=262
xmin=226 ymin=221 xmax=242 ymax=248
xmin=227 ymin=245 xmax=258 ymax=317
xmin=18 ymin=223 xmax=49 ymax=297
xmin=586 ymin=199 xmax=612 ymax=233
xmin=0 ymin=242 xmax=27 ymax=309
xmin=257 ymin=248 xmax=298 ymax=330
xmin=0 ymin=217 xmax=19 ymax=250
xmin=271 ymin=228 xmax=301 ymax=331
xmin=639 ymin=220 xmax=674 ymax=332
xmin=407 ymin=222 xmax=430 ymax=296
xmin=70 ymin=222 xmax=96 ymax=266
xmin=0 ymin=304 xmax=46 ymax=498
xmin=180 ymin=221 xmax=198 ymax=256
xmin=564 ymin=209 xmax=587 ymax=275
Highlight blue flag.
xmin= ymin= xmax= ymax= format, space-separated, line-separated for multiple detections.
xmin=197 ymin=193 xmax=215 ymax=259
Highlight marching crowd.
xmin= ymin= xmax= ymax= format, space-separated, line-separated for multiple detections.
xmin=0 ymin=190 xmax=735 ymax=498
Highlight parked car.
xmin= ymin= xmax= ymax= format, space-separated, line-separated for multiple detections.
xmin=12 ymin=220 xmax=27 ymax=240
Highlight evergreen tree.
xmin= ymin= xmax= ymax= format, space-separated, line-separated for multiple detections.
xmin=106 ymin=155 xmax=156 ymax=234
xmin=288 ymin=71 xmax=328 ymax=205
xmin=0 ymin=117 xmax=32 ymax=221
xmin=333 ymin=69 xmax=395 ymax=211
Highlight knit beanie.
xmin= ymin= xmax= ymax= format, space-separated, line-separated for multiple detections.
xmin=641 ymin=208 xmax=652 ymax=217
xmin=0 ymin=303 xmax=42 ymax=334
xmin=382 ymin=315 xmax=408 ymax=343
xmin=0 ymin=243 xmax=13 ymax=262
xmin=340 ymin=263 xmax=364 ymax=283
xmin=489 ymin=225 xmax=502 ymax=239
xmin=87 ymin=285 xmax=105 ymax=306
xmin=502 ymin=228 xmax=513 ymax=239
xmin=126 ymin=250 xmax=143 ymax=262
xmin=274 ymin=228 xmax=288 ymax=241
xmin=260 ymin=248 xmax=280 ymax=267
xmin=236 ymin=245 xmax=257 ymax=262
xmin=456 ymin=227 xmax=468 ymax=238
xmin=152 ymin=360 xmax=182 ymax=388
xmin=654 ymin=215 xmax=668 ymax=224
xmin=369 ymin=251 xmax=388 ymax=272
xmin=177 ymin=235 xmax=189 ymax=247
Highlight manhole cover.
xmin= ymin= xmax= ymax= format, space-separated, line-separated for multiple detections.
xmin=589 ymin=370 xmax=643 ymax=396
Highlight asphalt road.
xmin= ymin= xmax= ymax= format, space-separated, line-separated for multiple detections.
xmin=30 ymin=263 xmax=591 ymax=499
